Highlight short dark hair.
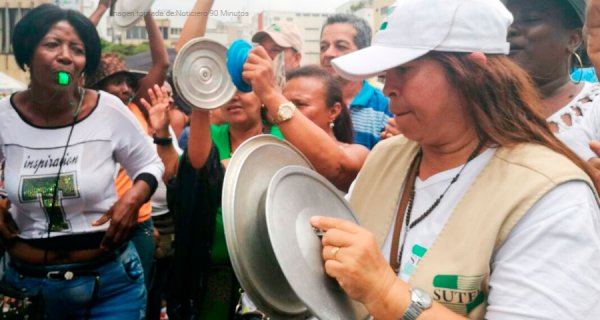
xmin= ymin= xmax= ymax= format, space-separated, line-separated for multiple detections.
xmin=321 ymin=14 xmax=372 ymax=50
xmin=13 ymin=4 xmax=101 ymax=75
xmin=286 ymin=65 xmax=354 ymax=143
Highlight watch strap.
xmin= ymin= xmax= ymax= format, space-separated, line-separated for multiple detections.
xmin=402 ymin=303 xmax=423 ymax=320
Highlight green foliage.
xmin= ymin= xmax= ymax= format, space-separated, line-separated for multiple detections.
xmin=100 ymin=39 xmax=150 ymax=57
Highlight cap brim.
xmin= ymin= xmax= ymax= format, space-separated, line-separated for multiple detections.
xmin=331 ymin=46 xmax=429 ymax=81
xmin=252 ymin=31 xmax=292 ymax=49
xmin=251 ymin=31 xmax=268 ymax=44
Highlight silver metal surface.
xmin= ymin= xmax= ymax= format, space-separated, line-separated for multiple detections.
xmin=222 ymin=135 xmax=314 ymax=319
xmin=266 ymin=166 xmax=370 ymax=320
xmin=173 ymin=37 xmax=236 ymax=110
xmin=112 ymin=0 xmax=156 ymax=29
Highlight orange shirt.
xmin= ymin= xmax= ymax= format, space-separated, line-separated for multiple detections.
xmin=115 ymin=103 xmax=151 ymax=223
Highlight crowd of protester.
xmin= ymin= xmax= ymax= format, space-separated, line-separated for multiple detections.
xmin=1 ymin=0 xmax=600 ymax=319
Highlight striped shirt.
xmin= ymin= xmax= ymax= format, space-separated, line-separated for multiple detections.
xmin=350 ymin=81 xmax=391 ymax=149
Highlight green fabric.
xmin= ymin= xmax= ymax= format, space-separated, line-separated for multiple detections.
xmin=199 ymin=123 xmax=285 ymax=318
xmin=210 ymin=123 xmax=285 ymax=161
xmin=210 ymin=207 xmax=229 ymax=265
xmin=200 ymin=208 xmax=234 ymax=318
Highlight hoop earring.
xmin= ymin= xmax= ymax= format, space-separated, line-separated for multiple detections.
xmin=571 ymin=50 xmax=584 ymax=84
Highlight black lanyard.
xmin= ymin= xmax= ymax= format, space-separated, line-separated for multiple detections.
xmin=389 ymin=141 xmax=484 ymax=273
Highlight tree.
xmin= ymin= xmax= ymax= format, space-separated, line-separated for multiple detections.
xmin=100 ymin=39 xmax=151 ymax=57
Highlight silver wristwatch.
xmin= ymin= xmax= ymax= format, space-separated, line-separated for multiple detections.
xmin=402 ymin=288 xmax=432 ymax=320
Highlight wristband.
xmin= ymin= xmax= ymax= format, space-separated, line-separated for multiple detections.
xmin=153 ymin=136 xmax=172 ymax=146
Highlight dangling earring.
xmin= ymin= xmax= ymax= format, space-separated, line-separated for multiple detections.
xmin=329 ymin=122 xmax=335 ymax=129
xmin=570 ymin=49 xmax=584 ymax=84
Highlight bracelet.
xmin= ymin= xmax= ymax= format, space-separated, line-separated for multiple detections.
xmin=153 ymin=136 xmax=172 ymax=146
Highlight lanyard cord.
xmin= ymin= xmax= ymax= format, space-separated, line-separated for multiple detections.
xmin=43 ymin=88 xmax=85 ymax=262
xmin=390 ymin=141 xmax=485 ymax=273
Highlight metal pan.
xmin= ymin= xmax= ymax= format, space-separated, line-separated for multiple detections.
xmin=222 ymin=135 xmax=314 ymax=319
xmin=266 ymin=165 xmax=370 ymax=320
xmin=112 ymin=0 xmax=156 ymax=29
xmin=173 ymin=37 xmax=236 ymax=110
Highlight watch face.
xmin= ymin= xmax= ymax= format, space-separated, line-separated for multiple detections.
xmin=413 ymin=288 xmax=433 ymax=308
xmin=277 ymin=103 xmax=295 ymax=121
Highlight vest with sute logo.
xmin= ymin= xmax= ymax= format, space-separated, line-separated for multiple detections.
xmin=348 ymin=136 xmax=596 ymax=319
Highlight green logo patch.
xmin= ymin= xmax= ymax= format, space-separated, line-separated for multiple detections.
xmin=432 ymin=274 xmax=485 ymax=315
xmin=21 ymin=173 xmax=78 ymax=232
xmin=380 ymin=21 xmax=388 ymax=30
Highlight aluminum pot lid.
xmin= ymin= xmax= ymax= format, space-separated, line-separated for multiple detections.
xmin=266 ymin=165 xmax=370 ymax=320
xmin=112 ymin=0 xmax=156 ymax=29
xmin=222 ymin=135 xmax=314 ymax=318
xmin=173 ymin=37 xmax=236 ymax=110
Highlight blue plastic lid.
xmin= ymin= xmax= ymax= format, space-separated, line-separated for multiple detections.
xmin=227 ymin=39 xmax=253 ymax=93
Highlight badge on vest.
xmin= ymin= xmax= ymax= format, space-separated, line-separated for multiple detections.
xmin=401 ymin=244 xmax=427 ymax=279
xmin=432 ymin=274 xmax=485 ymax=315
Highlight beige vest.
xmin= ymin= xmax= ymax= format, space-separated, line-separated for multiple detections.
xmin=349 ymin=136 xmax=595 ymax=319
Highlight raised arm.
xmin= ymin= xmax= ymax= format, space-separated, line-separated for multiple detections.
xmin=243 ymin=47 xmax=367 ymax=191
xmin=187 ymin=109 xmax=212 ymax=169
xmin=133 ymin=13 xmax=170 ymax=106
xmin=175 ymin=0 xmax=215 ymax=52
xmin=140 ymin=85 xmax=181 ymax=183
xmin=88 ymin=0 xmax=112 ymax=26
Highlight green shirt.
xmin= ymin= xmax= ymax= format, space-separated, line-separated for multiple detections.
xmin=210 ymin=123 xmax=284 ymax=161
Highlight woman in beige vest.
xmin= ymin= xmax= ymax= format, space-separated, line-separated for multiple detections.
xmin=303 ymin=0 xmax=600 ymax=319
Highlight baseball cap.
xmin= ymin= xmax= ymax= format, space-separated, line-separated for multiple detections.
xmin=252 ymin=22 xmax=303 ymax=52
xmin=564 ymin=0 xmax=585 ymax=23
xmin=501 ymin=0 xmax=584 ymax=24
xmin=332 ymin=0 xmax=513 ymax=81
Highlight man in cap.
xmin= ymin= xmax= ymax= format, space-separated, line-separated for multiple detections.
xmin=252 ymin=21 xmax=303 ymax=72
xmin=320 ymin=14 xmax=392 ymax=150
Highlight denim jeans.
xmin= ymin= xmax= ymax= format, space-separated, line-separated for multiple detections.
xmin=130 ymin=219 xmax=155 ymax=289
xmin=1 ymin=241 xmax=146 ymax=319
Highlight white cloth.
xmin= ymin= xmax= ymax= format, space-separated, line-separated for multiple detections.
xmin=151 ymin=125 xmax=182 ymax=217
xmin=547 ymin=81 xmax=600 ymax=134
xmin=349 ymin=148 xmax=600 ymax=319
xmin=0 ymin=91 xmax=164 ymax=238
xmin=557 ymin=94 xmax=600 ymax=160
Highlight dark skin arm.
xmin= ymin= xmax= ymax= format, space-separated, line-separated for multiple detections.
xmin=93 ymin=180 xmax=152 ymax=250
xmin=140 ymin=84 xmax=180 ymax=183
xmin=132 ymin=13 xmax=170 ymax=106
xmin=88 ymin=0 xmax=112 ymax=26
xmin=0 ymin=197 xmax=18 ymax=247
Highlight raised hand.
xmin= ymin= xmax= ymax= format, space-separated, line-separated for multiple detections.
xmin=140 ymin=84 xmax=172 ymax=134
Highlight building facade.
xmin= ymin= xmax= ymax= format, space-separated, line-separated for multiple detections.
xmin=253 ymin=10 xmax=330 ymax=66
xmin=0 ymin=0 xmax=53 ymax=83
xmin=372 ymin=0 xmax=395 ymax=32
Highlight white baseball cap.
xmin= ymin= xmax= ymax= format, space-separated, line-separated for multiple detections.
xmin=332 ymin=0 xmax=513 ymax=81
xmin=252 ymin=22 xmax=303 ymax=52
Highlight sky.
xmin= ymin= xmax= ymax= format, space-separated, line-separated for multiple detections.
xmin=152 ymin=0 xmax=350 ymax=19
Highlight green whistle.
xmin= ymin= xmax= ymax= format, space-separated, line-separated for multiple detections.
xmin=57 ymin=71 xmax=70 ymax=86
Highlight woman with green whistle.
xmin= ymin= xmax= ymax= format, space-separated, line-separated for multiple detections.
xmin=0 ymin=4 xmax=163 ymax=319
